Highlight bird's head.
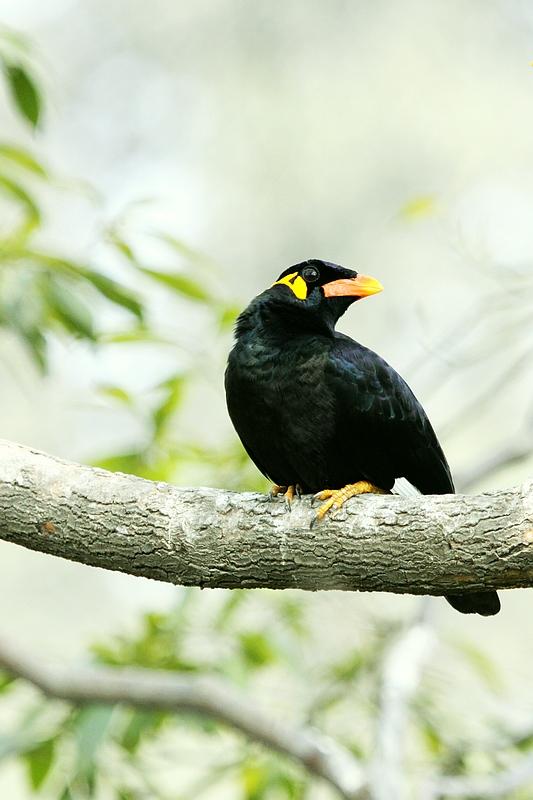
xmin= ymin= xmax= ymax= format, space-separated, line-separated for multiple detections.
xmin=270 ymin=259 xmax=383 ymax=327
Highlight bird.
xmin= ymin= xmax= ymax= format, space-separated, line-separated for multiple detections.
xmin=225 ymin=259 xmax=500 ymax=616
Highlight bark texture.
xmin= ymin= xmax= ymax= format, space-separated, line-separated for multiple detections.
xmin=0 ymin=439 xmax=532 ymax=597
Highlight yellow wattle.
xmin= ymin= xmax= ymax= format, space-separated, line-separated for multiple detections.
xmin=273 ymin=272 xmax=308 ymax=300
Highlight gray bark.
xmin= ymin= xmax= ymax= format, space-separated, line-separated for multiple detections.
xmin=0 ymin=440 xmax=532 ymax=597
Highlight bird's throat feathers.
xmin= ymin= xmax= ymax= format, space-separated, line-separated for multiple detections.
xmin=234 ymin=289 xmax=350 ymax=343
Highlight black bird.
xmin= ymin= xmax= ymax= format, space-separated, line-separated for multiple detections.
xmin=225 ymin=259 xmax=500 ymax=616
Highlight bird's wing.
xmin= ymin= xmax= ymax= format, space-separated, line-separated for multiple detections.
xmin=329 ymin=335 xmax=454 ymax=495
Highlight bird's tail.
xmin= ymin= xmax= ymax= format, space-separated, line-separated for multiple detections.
xmin=445 ymin=591 xmax=500 ymax=616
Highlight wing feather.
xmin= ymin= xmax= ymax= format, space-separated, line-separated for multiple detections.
xmin=329 ymin=335 xmax=454 ymax=495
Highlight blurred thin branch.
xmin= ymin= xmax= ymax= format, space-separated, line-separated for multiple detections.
xmin=370 ymin=600 xmax=435 ymax=800
xmin=431 ymin=753 xmax=533 ymax=798
xmin=0 ymin=636 xmax=366 ymax=800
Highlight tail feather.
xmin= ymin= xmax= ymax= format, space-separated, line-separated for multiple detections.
xmin=446 ymin=591 xmax=500 ymax=616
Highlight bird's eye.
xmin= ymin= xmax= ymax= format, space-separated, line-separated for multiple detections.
xmin=301 ymin=266 xmax=320 ymax=283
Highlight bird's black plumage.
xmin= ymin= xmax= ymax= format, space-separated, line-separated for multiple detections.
xmin=225 ymin=259 xmax=500 ymax=616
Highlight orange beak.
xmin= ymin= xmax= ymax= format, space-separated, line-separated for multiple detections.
xmin=322 ymin=274 xmax=383 ymax=299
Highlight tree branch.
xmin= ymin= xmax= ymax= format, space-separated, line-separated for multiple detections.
xmin=432 ymin=754 xmax=533 ymax=798
xmin=0 ymin=636 xmax=366 ymax=800
xmin=0 ymin=440 xmax=532 ymax=597
xmin=370 ymin=600 xmax=435 ymax=800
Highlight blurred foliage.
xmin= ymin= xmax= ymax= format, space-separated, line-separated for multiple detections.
xmin=0 ymin=590 xmax=403 ymax=799
xmin=3 ymin=591 xmax=528 ymax=800
xmin=0 ymin=27 xmax=42 ymax=129
xmin=0 ymin=28 xmax=238 ymax=374
xmin=1 ymin=27 xmax=532 ymax=800
xmin=0 ymin=25 xmax=255 ymax=492
xmin=398 ymin=194 xmax=437 ymax=220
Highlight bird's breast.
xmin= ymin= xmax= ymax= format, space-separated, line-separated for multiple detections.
xmin=229 ymin=338 xmax=332 ymax=407
xmin=226 ymin=337 xmax=337 ymax=489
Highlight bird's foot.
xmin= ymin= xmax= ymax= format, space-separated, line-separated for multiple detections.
xmin=311 ymin=481 xmax=388 ymax=527
xmin=270 ymin=484 xmax=302 ymax=510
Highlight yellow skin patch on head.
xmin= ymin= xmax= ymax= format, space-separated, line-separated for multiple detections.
xmin=274 ymin=272 xmax=308 ymax=300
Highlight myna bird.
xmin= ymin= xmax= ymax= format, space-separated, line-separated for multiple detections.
xmin=225 ymin=259 xmax=500 ymax=616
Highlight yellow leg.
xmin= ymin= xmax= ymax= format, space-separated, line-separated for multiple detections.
xmin=312 ymin=481 xmax=389 ymax=525
xmin=270 ymin=484 xmax=302 ymax=509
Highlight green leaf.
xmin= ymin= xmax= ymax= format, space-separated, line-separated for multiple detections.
xmin=214 ymin=591 xmax=247 ymax=631
xmin=238 ymin=632 xmax=277 ymax=669
xmin=107 ymin=231 xmax=137 ymax=263
xmin=93 ymin=451 xmax=147 ymax=476
xmin=98 ymin=385 xmax=133 ymax=406
xmin=24 ymin=738 xmax=55 ymax=790
xmin=73 ymin=705 xmax=114 ymax=777
xmin=44 ymin=278 xmax=96 ymax=340
xmin=0 ymin=144 xmax=47 ymax=176
xmin=19 ymin=326 xmax=47 ymax=372
xmin=218 ymin=304 xmax=240 ymax=330
xmin=19 ymin=253 xmax=144 ymax=320
xmin=0 ymin=174 xmax=40 ymax=234
xmin=154 ymin=232 xmax=217 ymax=269
xmin=0 ymin=671 xmax=14 ymax=693
xmin=330 ymin=649 xmax=366 ymax=683
xmin=91 ymin=607 xmax=200 ymax=672
xmin=3 ymin=62 xmax=42 ymax=128
xmin=119 ymin=712 xmax=150 ymax=754
xmin=241 ymin=758 xmax=306 ymax=800
xmin=116 ymin=790 xmax=136 ymax=800
xmin=271 ymin=771 xmax=308 ymax=799
xmin=100 ymin=328 xmax=171 ymax=345
xmin=139 ymin=267 xmax=211 ymax=302
xmin=420 ymin=719 xmax=444 ymax=757
xmin=81 ymin=270 xmax=144 ymax=319
xmin=154 ymin=233 xmax=199 ymax=259
xmin=242 ymin=763 xmax=268 ymax=799
xmin=0 ymin=27 xmax=33 ymax=53
xmin=118 ymin=710 xmax=165 ymax=754
xmin=399 ymin=195 xmax=436 ymax=220
xmin=94 ymin=449 xmax=183 ymax=482
xmin=277 ymin=598 xmax=307 ymax=637
xmin=153 ymin=374 xmax=185 ymax=438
